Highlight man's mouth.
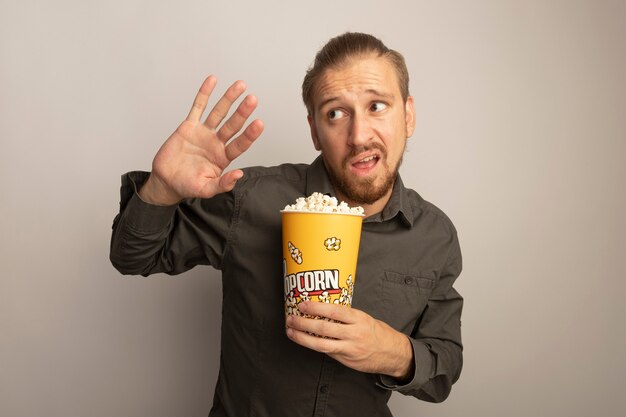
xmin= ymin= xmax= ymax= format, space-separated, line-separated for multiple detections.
xmin=351 ymin=154 xmax=380 ymax=173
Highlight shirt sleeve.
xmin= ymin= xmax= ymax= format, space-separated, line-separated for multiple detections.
xmin=376 ymin=230 xmax=463 ymax=402
xmin=109 ymin=171 xmax=236 ymax=276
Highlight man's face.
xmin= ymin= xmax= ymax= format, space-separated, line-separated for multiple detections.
xmin=308 ymin=55 xmax=415 ymax=206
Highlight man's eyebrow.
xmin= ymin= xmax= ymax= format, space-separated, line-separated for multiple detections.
xmin=316 ymin=89 xmax=395 ymax=113
xmin=316 ymin=96 xmax=339 ymax=113
xmin=365 ymin=88 xmax=394 ymax=100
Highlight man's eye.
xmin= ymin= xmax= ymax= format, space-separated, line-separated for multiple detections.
xmin=370 ymin=102 xmax=387 ymax=112
xmin=328 ymin=109 xmax=346 ymax=120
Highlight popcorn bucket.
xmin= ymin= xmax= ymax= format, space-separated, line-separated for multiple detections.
xmin=281 ymin=211 xmax=363 ymax=318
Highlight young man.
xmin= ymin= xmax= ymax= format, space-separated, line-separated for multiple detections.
xmin=111 ymin=32 xmax=463 ymax=416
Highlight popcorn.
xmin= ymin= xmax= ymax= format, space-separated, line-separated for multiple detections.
xmin=288 ymin=241 xmax=303 ymax=264
xmin=318 ymin=291 xmax=331 ymax=303
xmin=333 ymin=275 xmax=354 ymax=307
xmin=285 ymin=291 xmax=300 ymax=316
xmin=324 ymin=237 xmax=341 ymax=251
xmin=283 ymin=192 xmax=364 ymax=216
xmin=282 ymin=193 xmax=362 ymax=329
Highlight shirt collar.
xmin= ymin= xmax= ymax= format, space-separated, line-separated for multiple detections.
xmin=305 ymin=155 xmax=414 ymax=227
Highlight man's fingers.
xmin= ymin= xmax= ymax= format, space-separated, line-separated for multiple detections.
xmin=186 ymin=75 xmax=218 ymax=122
xmin=217 ymin=169 xmax=244 ymax=193
xmin=225 ymin=119 xmax=264 ymax=161
xmin=204 ymin=80 xmax=247 ymax=129
xmin=217 ymin=95 xmax=258 ymax=142
xmin=287 ymin=314 xmax=346 ymax=341
xmin=297 ymin=301 xmax=356 ymax=324
xmin=195 ymin=170 xmax=244 ymax=199
xmin=286 ymin=325 xmax=345 ymax=354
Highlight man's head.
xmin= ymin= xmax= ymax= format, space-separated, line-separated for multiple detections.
xmin=302 ymin=32 xmax=410 ymax=117
xmin=302 ymin=33 xmax=415 ymax=211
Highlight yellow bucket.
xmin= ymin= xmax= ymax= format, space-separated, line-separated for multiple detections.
xmin=281 ymin=211 xmax=363 ymax=318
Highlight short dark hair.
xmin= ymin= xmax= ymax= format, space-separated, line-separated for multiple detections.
xmin=302 ymin=32 xmax=410 ymax=116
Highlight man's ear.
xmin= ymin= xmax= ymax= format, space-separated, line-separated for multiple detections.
xmin=405 ymin=96 xmax=416 ymax=137
xmin=308 ymin=115 xmax=321 ymax=151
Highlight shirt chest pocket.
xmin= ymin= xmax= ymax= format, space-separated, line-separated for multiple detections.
xmin=379 ymin=271 xmax=435 ymax=334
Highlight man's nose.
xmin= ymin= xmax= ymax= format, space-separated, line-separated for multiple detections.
xmin=349 ymin=112 xmax=373 ymax=147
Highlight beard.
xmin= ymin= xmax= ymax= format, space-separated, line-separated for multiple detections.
xmin=323 ymin=143 xmax=404 ymax=205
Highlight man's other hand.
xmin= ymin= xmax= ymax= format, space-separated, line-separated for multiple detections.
xmin=139 ymin=76 xmax=264 ymax=205
xmin=285 ymin=301 xmax=415 ymax=381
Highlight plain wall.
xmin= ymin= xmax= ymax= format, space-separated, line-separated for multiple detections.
xmin=2 ymin=1 xmax=625 ymax=416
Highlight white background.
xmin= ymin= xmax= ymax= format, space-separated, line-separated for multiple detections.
xmin=1 ymin=1 xmax=625 ymax=416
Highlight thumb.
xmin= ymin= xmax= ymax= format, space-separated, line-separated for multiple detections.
xmin=217 ymin=169 xmax=244 ymax=193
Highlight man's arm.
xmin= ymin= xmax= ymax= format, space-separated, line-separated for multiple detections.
xmin=379 ymin=247 xmax=463 ymax=401
xmin=286 ymin=234 xmax=463 ymax=402
xmin=110 ymin=76 xmax=263 ymax=275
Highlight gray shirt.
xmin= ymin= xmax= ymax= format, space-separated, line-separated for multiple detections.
xmin=110 ymin=156 xmax=463 ymax=417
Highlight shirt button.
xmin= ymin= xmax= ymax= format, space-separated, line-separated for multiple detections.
xmin=404 ymin=276 xmax=414 ymax=285
xmin=319 ymin=385 xmax=329 ymax=394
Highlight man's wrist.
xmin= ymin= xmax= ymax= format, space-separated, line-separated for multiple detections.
xmin=386 ymin=333 xmax=415 ymax=382
xmin=138 ymin=175 xmax=181 ymax=206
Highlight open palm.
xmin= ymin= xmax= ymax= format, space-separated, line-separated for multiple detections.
xmin=140 ymin=76 xmax=264 ymax=205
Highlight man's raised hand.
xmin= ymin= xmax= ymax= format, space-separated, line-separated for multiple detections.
xmin=139 ymin=76 xmax=264 ymax=205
